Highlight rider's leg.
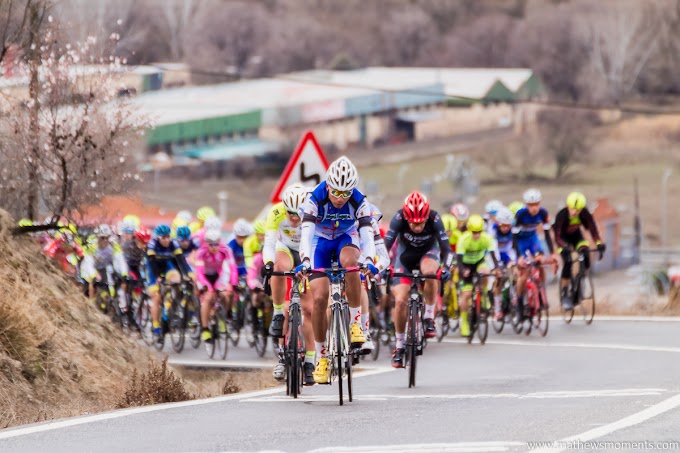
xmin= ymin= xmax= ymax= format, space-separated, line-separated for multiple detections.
xmin=340 ymin=245 xmax=365 ymax=345
xmin=391 ymin=282 xmax=410 ymax=367
xmin=420 ymin=257 xmax=440 ymax=318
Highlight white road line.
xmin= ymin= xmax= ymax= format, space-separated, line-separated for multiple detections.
xmin=308 ymin=441 xmax=525 ymax=453
xmin=0 ymin=367 xmax=394 ymax=439
xmin=241 ymin=388 xmax=665 ymax=403
xmin=589 ymin=316 xmax=680 ymax=322
xmin=440 ymin=338 xmax=680 ymax=353
xmin=167 ymin=359 xmax=272 ymax=369
xmin=528 ymin=393 xmax=680 ymax=453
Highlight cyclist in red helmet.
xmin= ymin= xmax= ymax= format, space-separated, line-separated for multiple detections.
xmin=383 ymin=191 xmax=453 ymax=368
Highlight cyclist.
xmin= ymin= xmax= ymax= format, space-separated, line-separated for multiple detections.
xmin=191 ymin=206 xmax=217 ymax=234
xmin=80 ymin=224 xmax=129 ymax=311
xmin=228 ymin=218 xmax=253 ymax=318
xmin=508 ymin=201 xmax=524 ymax=215
xmin=384 ymin=191 xmax=451 ymax=368
xmin=512 ymin=189 xmax=557 ymax=320
xmin=44 ymin=230 xmax=83 ymax=277
xmin=195 ymin=229 xmax=237 ymax=343
xmin=195 ymin=216 xmax=223 ymax=246
xmin=484 ymin=200 xmax=504 ymax=234
xmin=445 ymin=203 xmax=469 ymax=253
xmin=490 ymin=208 xmax=516 ymax=320
xmin=357 ymin=202 xmax=391 ymax=354
xmin=554 ymin=192 xmax=606 ymax=309
xmin=457 ymin=214 xmax=500 ymax=337
xmin=122 ymin=226 xmax=150 ymax=281
xmin=176 ymin=225 xmax=200 ymax=261
xmin=297 ymin=156 xmax=377 ymax=384
xmin=146 ymin=224 xmax=193 ymax=346
xmin=244 ymin=220 xmax=266 ymax=290
xmin=262 ymin=183 xmax=316 ymax=385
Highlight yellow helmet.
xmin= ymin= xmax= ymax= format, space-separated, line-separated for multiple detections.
xmin=123 ymin=214 xmax=141 ymax=229
xmin=196 ymin=206 xmax=216 ymax=222
xmin=566 ymin=192 xmax=587 ymax=210
xmin=467 ymin=214 xmax=484 ymax=233
xmin=508 ymin=201 xmax=524 ymax=215
xmin=253 ymin=219 xmax=266 ymax=235
xmin=18 ymin=218 xmax=33 ymax=227
xmin=171 ymin=217 xmax=188 ymax=232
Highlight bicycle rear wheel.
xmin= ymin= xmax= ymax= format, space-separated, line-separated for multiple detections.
xmin=216 ymin=304 xmax=229 ymax=359
xmin=189 ymin=296 xmax=201 ymax=349
xmin=288 ymin=306 xmax=300 ymax=399
xmin=170 ymin=297 xmax=187 ymax=353
xmin=477 ymin=293 xmax=489 ymax=344
xmin=252 ymin=305 xmax=268 ymax=357
xmin=535 ymin=287 xmax=549 ymax=336
xmin=579 ymin=273 xmax=595 ymax=325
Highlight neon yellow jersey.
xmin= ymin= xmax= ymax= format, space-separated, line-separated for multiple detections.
xmin=263 ymin=202 xmax=301 ymax=264
xmin=189 ymin=221 xmax=202 ymax=234
xmin=243 ymin=234 xmax=262 ymax=268
xmin=457 ymin=231 xmax=496 ymax=264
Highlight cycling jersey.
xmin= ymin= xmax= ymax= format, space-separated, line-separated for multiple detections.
xmin=384 ymin=209 xmax=452 ymax=268
xmin=553 ymin=207 xmax=601 ymax=249
xmin=122 ymin=239 xmax=145 ymax=267
xmin=491 ymin=223 xmax=516 ymax=264
xmin=512 ymin=206 xmax=554 ymax=256
xmin=80 ymin=243 xmax=128 ymax=283
xmin=263 ymin=202 xmax=302 ymax=265
xmin=457 ymin=231 xmax=496 ymax=265
xmin=243 ymin=235 xmax=263 ymax=268
xmin=228 ymin=238 xmax=246 ymax=277
xmin=195 ymin=242 xmax=237 ymax=291
xmin=146 ymin=237 xmax=191 ymax=285
xmin=179 ymin=238 xmax=200 ymax=257
xmin=299 ymin=182 xmax=375 ymax=265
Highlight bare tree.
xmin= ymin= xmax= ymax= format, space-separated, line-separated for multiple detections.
xmin=0 ymin=30 xmax=150 ymax=223
xmin=584 ymin=0 xmax=663 ymax=102
xmin=155 ymin=0 xmax=198 ymax=61
xmin=379 ymin=6 xmax=438 ymax=66
xmin=445 ymin=14 xmax=515 ymax=67
xmin=536 ymin=108 xmax=599 ymax=179
xmin=0 ymin=0 xmax=35 ymax=66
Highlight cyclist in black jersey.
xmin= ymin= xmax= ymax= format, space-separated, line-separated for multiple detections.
xmin=383 ymin=192 xmax=452 ymax=368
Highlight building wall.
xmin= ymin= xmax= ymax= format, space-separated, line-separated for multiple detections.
xmin=415 ymin=104 xmax=515 ymax=141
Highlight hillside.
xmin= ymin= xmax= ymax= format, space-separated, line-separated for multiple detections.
xmin=0 ymin=210 xmax=156 ymax=428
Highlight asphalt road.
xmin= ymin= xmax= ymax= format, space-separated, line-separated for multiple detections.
xmin=2 ymin=319 xmax=680 ymax=453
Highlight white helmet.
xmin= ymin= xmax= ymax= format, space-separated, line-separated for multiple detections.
xmin=204 ymin=229 xmax=222 ymax=243
xmin=176 ymin=210 xmax=192 ymax=225
xmin=496 ymin=208 xmax=514 ymax=226
xmin=282 ymin=183 xmax=308 ymax=213
xmin=203 ymin=216 xmax=222 ymax=231
xmin=523 ymin=188 xmax=542 ymax=204
xmin=119 ymin=219 xmax=136 ymax=234
xmin=326 ymin=156 xmax=358 ymax=191
xmin=484 ymin=200 xmax=504 ymax=216
xmin=94 ymin=224 xmax=113 ymax=238
xmin=232 ymin=218 xmax=253 ymax=237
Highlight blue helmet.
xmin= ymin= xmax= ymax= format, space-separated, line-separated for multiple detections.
xmin=154 ymin=224 xmax=171 ymax=237
xmin=176 ymin=226 xmax=191 ymax=241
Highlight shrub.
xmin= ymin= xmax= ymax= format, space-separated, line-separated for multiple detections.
xmin=116 ymin=358 xmax=193 ymax=408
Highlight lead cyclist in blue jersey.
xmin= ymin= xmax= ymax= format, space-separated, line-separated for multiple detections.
xmin=512 ymin=188 xmax=558 ymax=320
xmin=298 ymin=156 xmax=378 ymax=384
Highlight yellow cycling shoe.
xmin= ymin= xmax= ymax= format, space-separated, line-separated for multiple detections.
xmin=460 ymin=311 xmax=470 ymax=337
xmin=350 ymin=322 xmax=366 ymax=347
xmin=313 ymin=357 xmax=330 ymax=384
xmin=201 ymin=330 xmax=213 ymax=343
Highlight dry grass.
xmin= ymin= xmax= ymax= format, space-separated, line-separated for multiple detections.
xmin=116 ymin=358 xmax=194 ymax=408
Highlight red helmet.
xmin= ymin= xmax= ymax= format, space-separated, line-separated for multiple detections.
xmin=402 ymin=191 xmax=430 ymax=224
xmin=134 ymin=227 xmax=151 ymax=244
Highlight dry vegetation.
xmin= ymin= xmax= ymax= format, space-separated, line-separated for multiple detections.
xmin=0 ymin=209 xmax=272 ymax=428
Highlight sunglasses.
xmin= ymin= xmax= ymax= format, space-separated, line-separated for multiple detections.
xmin=160 ymin=235 xmax=171 ymax=240
xmin=408 ymin=221 xmax=426 ymax=227
xmin=329 ymin=188 xmax=352 ymax=199
xmin=207 ymin=242 xmax=220 ymax=247
xmin=286 ymin=210 xmax=300 ymax=217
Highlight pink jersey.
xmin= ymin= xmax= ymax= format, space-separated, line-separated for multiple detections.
xmin=195 ymin=243 xmax=237 ymax=290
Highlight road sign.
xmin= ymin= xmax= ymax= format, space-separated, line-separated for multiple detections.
xmin=270 ymin=131 xmax=330 ymax=203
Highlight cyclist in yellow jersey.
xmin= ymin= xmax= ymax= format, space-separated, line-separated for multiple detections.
xmin=191 ymin=206 xmax=216 ymax=234
xmin=456 ymin=214 xmax=500 ymax=337
xmin=261 ymin=183 xmax=316 ymax=385
xmin=244 ymin=220 xmax=267 ymax=342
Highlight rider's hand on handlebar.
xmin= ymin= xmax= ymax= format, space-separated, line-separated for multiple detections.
xmin=438 ymin=267 xmax=451 ymax=283
xmin=597 ymin=242 xmax=606 ymax=260
xmin=362 ymin=260 xmax=379 ymax=277
xmin=462 ymin=268 xmax=471 ymax=278
xmin=295 ymin=260 xmax=311 ymax=279
xmin=492 ymin=267 xmax=502 ymax=278
xmin=261 ymin=261 xmax=274 ymax=278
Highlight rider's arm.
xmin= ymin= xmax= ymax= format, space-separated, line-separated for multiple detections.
xmin=356 ymin=198 xmax=376 ymax=264
xmin=194 ymin=248 xmax=213 ymax=291
xmin=372 ymin=218 xmax=391 ymax=270
xmin=224 ymin=245 xmax=239 ymax=287
xmin=456 ymin=235 xmax=467 ymax=276
xmin=298 ymin=195 xmax=318 ymax=263
xmin=262 ymin=205 xmax=281 ymax=265
xmin=113 ymin=244 xmax=129 ymax=277
xmin=580 ymin=208 xmax=602 ymax=244
xmin=171 ymin=244 xmax=192 ymax=278
xmin=553 ymin=209 xmax=568 ymax=250
xmin=80 ymin=254 xmax=96 ymax=283
xmin=433 ymin=213 xmax=453 ymax=268
xmin=383 ymin=211 xmax=403 ymax=252
xmin=511 ymin=212 xmax=521 ymax=257
xmin=243 ymin=235 xmax=258 ymax=269
xmin=540 ymin=209 xmax=555 ymax=254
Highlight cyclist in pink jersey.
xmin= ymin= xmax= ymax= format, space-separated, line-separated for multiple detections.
xmin=195 ymin=229 xmax=238 ymax=343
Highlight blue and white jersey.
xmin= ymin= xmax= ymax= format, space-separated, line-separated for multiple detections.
xmin=512 ymin=206 xmax=551 ymax=239
xmin=492 ymin=223 xmax=516 ymax=262
xmin=300 ymin=182 xmax=372 ymax=240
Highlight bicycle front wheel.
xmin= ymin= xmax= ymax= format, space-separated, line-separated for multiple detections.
xmin=477 ymin=293 xmax=489 ymax=345
xmin=216 ymin=304 xmax=229 ymax=360
xmin=536 ymin=287 xmax=549 ymax=337
xmin=288 ymin=306 xmax=301 ymax=399
xmin=335 ymin=308 xmax=345 ymax=405
xmin=579 ymin=273 xmax=595 ymax=325
xmin=408 ymin=301 xmax=419 ymax=388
